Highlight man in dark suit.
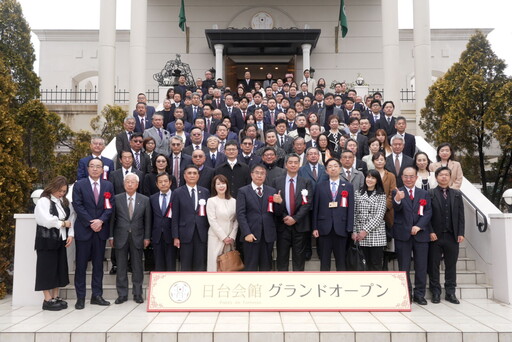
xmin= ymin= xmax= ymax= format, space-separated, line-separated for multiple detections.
xmin=272 ymin=154 xmax=313 ymax=271
xmin=184 ymin=92 xmax=204 ymax=123
xmin=222 ymin=94 xmax=242 ymax=130
xmin=428 ymin=167 xmax=465 ymax=304
xmin=171 ymin=165 xmax=210 ymax=271
xmin=201 ymin=104 xmax=220 ymax=135
xmin=143 ymin=114 xmax=171 ymax=156
xmin=231 ymin=97 xmax=249 ymax=132
xmin=169 ymin=136 xmax=193 ymax=188
xmin=237 ymin=164 xmax=282 ymax=271
xmin=116 ymin=117 xmax=136 ymax=157
xmin=241 ymin=71 xmax=256 ymax=93
xmin=191 ymin=149 xmax=215 ymax=191
xmin=77 ymin=137 xmax=115 ymax=180
xmin=379 ymin=101 xmax=397 ymax=137
xmin=298 ymin=82 xmax=313 ymax=100
xmin=237 ymin=137 xmax=262 ymax=169
xmin=132 ymin=93 xmax=156 ymax=117
xmin=204 ymin=136 xmax=227 ymax=169
xmin=392 ymin=166 xmax=432 ymax=305
xmin=109 ymin=151 xmax=144 ymax=194
xmin=264 ymin=98 xmax=282 ymax=127
xmin=394 ymin=116 xmax=416 ymax=158
xmin=248 ymin=92 xmax=268 ymax=114
xmin=346 ymin=118 xmax=369 ymax=159
xmin=275 ymin=119 xmax=293 ymax=153
xmin=318 ymin=93 xmax=344 ymax=131
xmin=156 ymin=99 xmax=174 ymax=128
xmin=385 ymin=135 xmax=414 ymax=187
xmin=367 ymin=99 xmax=383 ymax=133
xmin=72 ymin=158 xmax=115 ymax=309
xmin=133 ymin=102 xmax=153 ymax=133
xmin=214 ymin=140 xmax=251 ymax=198
xmin=312 ymin=158 xmax=355 ymax=271
xmin=130 ymin=133 xmax=151 ymax=175
xmin=150 ymin=172 xmax=177 ymax=271
xmin=211 ymin=88 xmax=225 ymax=110
xmin=109 ymin=173 xmax=151 ymax=304
xmin=182 ymin=127 xmax=209 ymax=156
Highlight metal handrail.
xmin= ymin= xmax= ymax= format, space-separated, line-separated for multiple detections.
xmin=461 ymin=191 xmax=488 ymax=232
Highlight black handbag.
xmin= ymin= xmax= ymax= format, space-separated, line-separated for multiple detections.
xmin=346 ymin=241 xmax=367 ymax=271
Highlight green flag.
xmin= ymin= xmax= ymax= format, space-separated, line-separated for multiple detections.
xmin=179 ymin=0 xmax=186 ymax=32
xmin=339 ymin=0 xmax=348 ymax=38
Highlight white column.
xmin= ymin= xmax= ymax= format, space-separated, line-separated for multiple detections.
xmin=98 ymin=0 xmax=117 ymax=115
xmin=490 ymin=214 xmax=512 ymax=304
xmin=301 ymin=43 xmax=312 ymax=74
xmin=381 ymin=0 xmax=400 ymax=112
xmin=214 ymin=44 xmax=224 ymax=80
xmin=130 ymin=0 xmax=148 ymax=111
xmin=413 ymin=0 xmax=432 ymax=134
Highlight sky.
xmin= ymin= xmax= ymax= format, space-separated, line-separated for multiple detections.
xmin=17 ymin=0 xmax=512 ymax=76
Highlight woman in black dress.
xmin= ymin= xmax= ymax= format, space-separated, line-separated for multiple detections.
xmin=143 ymin=154 xmax=177 ymax=196
xmin=34 ymin=176 xmax=74 ymax=311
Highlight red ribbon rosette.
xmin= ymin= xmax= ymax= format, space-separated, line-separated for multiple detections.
xmin=104 ymin=192 xmax=112 ymax=209
xmin=267 ymin=196 xmax=274 ymax=213
xmin=418 ymin=199 xmax=427 ymax=216
xmin=340 ymin=190 xmax=349 ymax=208
xmin=165 ymin=203 xmax=172 ymax=218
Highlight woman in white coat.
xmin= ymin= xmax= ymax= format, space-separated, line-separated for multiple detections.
xmin=206 ymin=174 xmax=238 ymax=271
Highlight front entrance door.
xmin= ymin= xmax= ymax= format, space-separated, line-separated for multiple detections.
xmin=225 ymin=57 xmax=296 ymax=94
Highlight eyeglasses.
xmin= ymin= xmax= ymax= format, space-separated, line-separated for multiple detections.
xmin=242 ymin=142 xmax=253 ymax=145
xmin=171 ymin=143 xmax=182 ymax=147
xmin=132 ymin=140 xmax=143 ymax=143
xmin=192 ymin=155 xmax=205 ymax=158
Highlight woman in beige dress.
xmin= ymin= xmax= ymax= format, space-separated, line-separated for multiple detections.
xmin=429 ymin=142 xmax=463 ymax=189
xmin=206 ymin=175 xmax=238 ymax=272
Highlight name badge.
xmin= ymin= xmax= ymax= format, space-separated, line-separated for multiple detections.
xmin=329 ymin=201 xmax=338 ymax=208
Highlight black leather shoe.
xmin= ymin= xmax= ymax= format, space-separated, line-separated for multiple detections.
xmin=54 ymin=297 xmax=68 ymax=308
xmin=431 ymin=294 xmax=441 ymax=304
xmin=445 ymin=294 xmax=460 ymax=304
xmin=90 ymin=295 xmax=110 ymax=306
xmin=75 ymin=298 xmax=85 ymax=310
xmin=413 ymin=296 xmax=428 ymax=305
xmin=133 ymin=295 xmax=144 ymax=304
xmin=305 ymin=251 xmax=312 ymax=261
xmin=109 ymin=266 xmax=117 ymax=275
xmin=43 ymin=299 xmax=64 ymax=311
xmin=115 ymin=296 xmax=128 ymax=304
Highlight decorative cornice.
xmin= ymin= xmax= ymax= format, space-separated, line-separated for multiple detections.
xmin=399 ymin=28 xmax=493 ymax=41
xmin=32 ymin=29 xmax=130 ymax=42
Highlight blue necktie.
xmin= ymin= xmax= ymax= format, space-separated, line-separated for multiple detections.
xmin=331 ymin=182 xmax=337 ymax=201
xmin=161 ymin=193 xmax=167 ymax=215
xmin=211 ymin=153 xmax=216 ymax=165
xmin=191 ymin=188 xmax=196 ymax=210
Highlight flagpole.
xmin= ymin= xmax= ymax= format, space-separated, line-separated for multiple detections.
xmin=186 ymin=26 xmax=190 ymax=54
xmin=335 ymin=26 xmax=339 ymax=53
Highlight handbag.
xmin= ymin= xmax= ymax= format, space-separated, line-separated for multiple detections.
xmin=346 ymin=241 xmax=367 ymax=271
xmin=217 ymin=244 xmax=244 ymax=272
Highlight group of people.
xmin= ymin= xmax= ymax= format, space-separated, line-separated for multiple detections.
xmin=34 ymin=69 xmax=466 ymax=311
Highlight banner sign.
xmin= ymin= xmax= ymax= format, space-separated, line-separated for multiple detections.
xmin=147 ymin=272 xmax=410 ymax=312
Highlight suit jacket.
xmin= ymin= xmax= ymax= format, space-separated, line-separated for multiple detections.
xmin=392 ymin=186 xmax=432 ymax=242
xmin=312 ymin=179 xmax=355 ymax=237
xmin=355 ymin=159 xmax=369 ymax=177
xmin=150 ymin=191 xmax=173 ymax=244
xmin=133 ymin=113 xmax=153 ymax=133
xmin=182 ymin=144 xmax=209 ymax=156
xmin=272 ymin=175 xmax=313 ymax=233
xmin=231 ymin=108 xmax=247 ymax=132
xmin=298 ymin=91 xmax=314 ymax=100
xmin=169 ymin=153 xmax=193 ymax=187
xmin=264 ymin=109 xmax=283 ymax=126
xmin=236 ymin=184 xmax=281 ymax=242
xmin=171 ymin=185 xmax=210 ymax=243
xmin=214 ymin=161 xmax=251 ymax=198
xmin=242 ymin=79 xmax=256 ymax=93
xmin=350 ymin=133 xmax=369 ymax=159
xmin=298 ymin=163 xmax=328 ymax=194
xmin=429 ymin=160 xmax=463 ymax=190
xmin=428 ymin=186 xmax=465 ymax=239
xmin=72 ymin=178 xmax=115 ymax=241
xmin=211 ymin=99 xmax=226 ymax=110
xmin=318 ymin=106 xmax=344 ymax=131
xmin=236 ymin=153 xmax=261 ymax=169
xmin=166 ymin=121 xmax=193 ymax=134
xmin=156 ymin=109 xmax=174 ymax=128
xmin=379 ymin=116 xmax=397 ymax=137
xmin=108 ymin=168 xmax=144 ymax=195
xmin=132 ymin=149 xmax=152 ymax=175
xmin=385 ymin=154 xmax=414 ymax=187
xmin=115 ymin=131 xmax=132 ymax=157
xmin=402 ymin=132 xmax=416 ymax=158
xmin=340 ymin=167 xmax=365 ymax=191
xmin=205 ymin=151 xmax=227 ymax=169
xmin=142 ymin=172 xmax=177 ymax=197
xmin=143 ymin=127 xmax=171 ymax=156
xmin=277 ymin=134 xmax=293 ymax=153
xmin=77 ymin=156 xmax=115 ymax=180
xmin=110 ymin=193 xmax=151 ymax=249
xmin=198 ymin=165 xmax=215 ymax=191
xmin=184 ymin=105 xmax=203 ymax=124
xmin=368 ymin=113 xmax=382 ymax=133
xmin=248 ymin=104 xmax=268 ymax=114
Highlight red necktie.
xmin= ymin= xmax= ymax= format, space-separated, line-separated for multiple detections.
xmin=289 ymin=179 xmax=295 ymax=216
xmin=409 ymin=189 xmax=414 ymax=201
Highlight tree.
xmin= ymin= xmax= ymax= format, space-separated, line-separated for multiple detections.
xmin=0 ymin=0 xmax=40 ymax=107
xmin=420 ymin=31 xmax=512 ymax=205
xmin=0 ymin=58 xmax=36 ymax=299
xmin=16 ymin=100 xmax=72 ymax=185
xmin=90 ymin=104 xmax=127 ymax=143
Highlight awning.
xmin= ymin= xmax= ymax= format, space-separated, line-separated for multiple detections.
xmin=205 ymin=29 xmax=321 ymax=55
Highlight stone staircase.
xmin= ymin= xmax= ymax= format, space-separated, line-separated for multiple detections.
xmin=59 ymin=243 xmax=492 ymax=301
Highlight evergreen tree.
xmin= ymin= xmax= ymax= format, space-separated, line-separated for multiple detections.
xmin=420 ymin=31 xmax=512 ymax=204
xmin=0 ymin=0 xmax=40 ymax=107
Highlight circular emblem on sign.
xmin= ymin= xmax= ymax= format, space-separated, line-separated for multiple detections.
xmin=169 ymin=281 xmax=191 ymax=303
xmin=251 ymin=12 xmax=274 ymax=29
